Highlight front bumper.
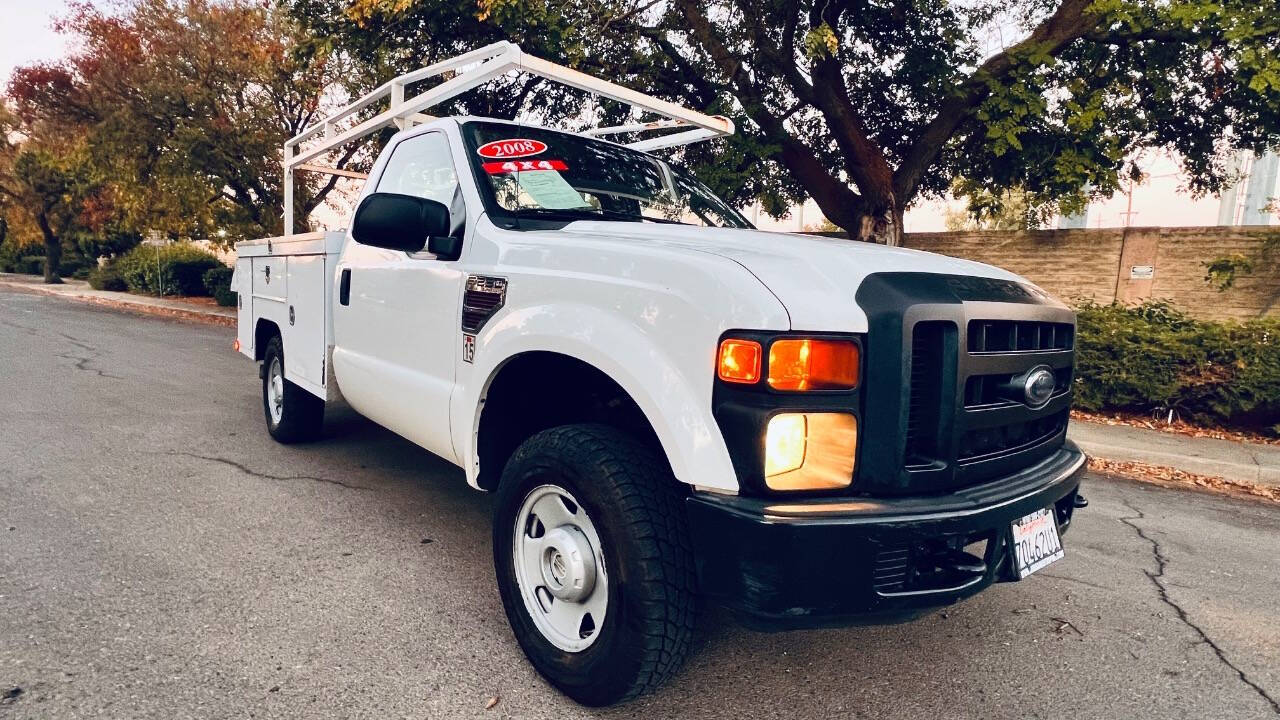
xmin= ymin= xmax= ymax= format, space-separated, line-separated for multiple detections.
xmin=687 ymin=442 xmax=1087 ymax=630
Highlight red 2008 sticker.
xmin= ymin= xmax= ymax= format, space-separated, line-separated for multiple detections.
xmin=476 ymin=138 xmax=547 ymax=159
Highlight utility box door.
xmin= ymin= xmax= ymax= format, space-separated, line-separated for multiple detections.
xmin=252 ymin=256 xmax=288 ymax=302
xmin=233 ymin=258 xmax=252 ymax=354
xmin=283 ymin=254 xmax=327 ymax=389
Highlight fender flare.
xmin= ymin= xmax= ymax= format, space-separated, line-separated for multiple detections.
xmin=451 ymin=303 xmax=739 ymax=493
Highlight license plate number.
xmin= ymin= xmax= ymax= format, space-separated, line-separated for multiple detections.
xmin=1010 ymin=508 xmax=1064 ymax=579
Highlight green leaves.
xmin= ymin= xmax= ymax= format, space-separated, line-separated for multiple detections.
xmin=803 ymin=23 xmax=839 ymax=60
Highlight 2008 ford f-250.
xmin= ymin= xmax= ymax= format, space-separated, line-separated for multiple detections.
xmin=231 ymin=43 xmax=1087 ymax=706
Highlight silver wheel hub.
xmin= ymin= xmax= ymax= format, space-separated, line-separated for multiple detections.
xmin=513 ymin=485 xmax=607 ymax=652
xmin=538 ymin=526 xmax=596 ymax=601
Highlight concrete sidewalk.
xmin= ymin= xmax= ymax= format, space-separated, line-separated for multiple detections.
xmin=0 ymin=273 xmax=234 ymax=325
xmin=1069 ymin=420 xmax=1280 ymax=487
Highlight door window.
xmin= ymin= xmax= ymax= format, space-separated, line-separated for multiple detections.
xmin=376 ymin=132 xmax=459 ymax=206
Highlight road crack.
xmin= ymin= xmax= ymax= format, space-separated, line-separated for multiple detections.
xmin=57 ymin=332 xmax=97 ymax=352
xmin=2 ymin=311 xmax=117 ymax=378
xmin=1037 ymin=571 xmax=1110 ymax=591
xmin=1119 ymin=499 xmax=1280 ymax=714
xmin=56 ymin=352 xmax=122 ymax=379
xmin=0 ymin=318 xmax=38 ymax=334
xmin=167 ymin=451 xmax=374 ymax=492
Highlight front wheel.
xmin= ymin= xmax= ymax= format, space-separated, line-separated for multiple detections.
xmin=261 ymin=335 xmax=324 ymax=443
xmin=493 ymin=424 xmax=696 ymax=706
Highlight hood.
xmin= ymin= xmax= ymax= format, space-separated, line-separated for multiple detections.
xmin=558 ymin=222 xmax=1028 ymax=332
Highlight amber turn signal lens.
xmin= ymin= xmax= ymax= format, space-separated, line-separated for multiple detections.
xmin=768 ymin=339 xmax=859 ymax=391
xmin=718 ymin=339 xmax=762 ymax=384
xmin=232 ymin=339 xmax=241 ymax=352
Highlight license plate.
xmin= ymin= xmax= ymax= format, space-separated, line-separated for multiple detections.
xmin=1010 ymin=508 xmax=1064 ymax=579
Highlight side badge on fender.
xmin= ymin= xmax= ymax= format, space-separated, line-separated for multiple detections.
xmin=463 ymin=334 xmax=476 ymax=364
xmin=461 ymin=275 xmax=508 ymax=333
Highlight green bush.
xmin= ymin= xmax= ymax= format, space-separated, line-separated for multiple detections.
xmin=0 ymin=241 xmax=32 ymax=273
xmin=116 ymin=243 xmax=223 ymax=296
xmin=57 ymin=255 xmax=92 ymax=279
xmin=88 ymin=264 xmax=128 ymax=291
xmin=1074 ymin=301 xmax=1280 ymax=433
xmin=202 ymin=265 xmax=236 ymax=306
xmin=17 ymin=256 xmax=45 ymax=275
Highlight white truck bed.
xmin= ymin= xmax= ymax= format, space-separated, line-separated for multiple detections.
xmin=231 ymin=230 xmax=345 ymax=400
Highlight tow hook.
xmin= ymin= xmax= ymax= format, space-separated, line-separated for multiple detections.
xmin=1073 ymin=494 xmax=1089 ymax=509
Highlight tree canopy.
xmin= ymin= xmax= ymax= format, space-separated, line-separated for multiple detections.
xmin=3 ymin=0 xmax=357 ymax=256
xmin=294 ymin=0 xmax=1280 ymax=243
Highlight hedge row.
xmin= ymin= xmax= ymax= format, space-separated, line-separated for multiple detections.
xmin=1 ymin=254 xmax=93 ymax=279
xmin=1073 ymin=301 xmax=1280 ymax=434
xmin=86 ymin=243 xmax=234 ymax=304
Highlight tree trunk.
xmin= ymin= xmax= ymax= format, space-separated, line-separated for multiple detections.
xmin=36 ymin=211 xmax=63 ymax=285
xmin=848 ymin=206 xmax=904 ymax=246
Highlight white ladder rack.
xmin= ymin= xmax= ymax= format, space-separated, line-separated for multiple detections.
xmin=283 ymin=41 xmax=734 ymax=234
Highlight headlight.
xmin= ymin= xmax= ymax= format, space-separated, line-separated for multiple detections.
xmin=764 ymin=412 xmax=857 ymax=490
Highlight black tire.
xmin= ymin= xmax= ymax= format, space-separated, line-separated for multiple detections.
xmin=493 ymin=424 xmax=696 ymax=706
xmin=261 ymin=334 xmax=324 ymax=443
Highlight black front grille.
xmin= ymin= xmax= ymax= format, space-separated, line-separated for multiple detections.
xmin=950 ymin=318 xmax=1075 ymax=476
xmin=904 ymin=322 xmax=951 ymax=468
xmin=968 ymin=320 xmax=1073 ymax=353
xmin=853 ymin=273 xmax=1076 ymax=497
xmin=963 ymin=367 xmax=1073 ymax=408
xmin=958 ymin=408 xmax=1069 ymax=461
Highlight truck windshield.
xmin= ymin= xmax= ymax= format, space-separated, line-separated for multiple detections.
xmin=461 ymin=121 xmax=752 ymax=229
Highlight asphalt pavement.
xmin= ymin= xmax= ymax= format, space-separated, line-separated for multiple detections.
xmin=2 ymin=287 xmax=1278 ymax=719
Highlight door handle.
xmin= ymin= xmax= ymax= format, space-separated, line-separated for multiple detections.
xmin=339 ymin=268 xmax=351 ymax=306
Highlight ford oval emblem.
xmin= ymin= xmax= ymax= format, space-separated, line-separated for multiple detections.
xmin=1023 ymin=366 xmax=1056 ymax=408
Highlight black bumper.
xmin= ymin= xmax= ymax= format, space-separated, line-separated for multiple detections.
xmin=687 ymin=442 xmax=1087 ymax=630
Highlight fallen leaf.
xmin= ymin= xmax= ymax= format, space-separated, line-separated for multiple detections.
xmin=1088 ymin=457 xmax=1279 ymax=504
xmin=1071 ymin=409 xmax=1279 ymax=446
xmin=1052 ymin=617 xmax=1084 ymax=636
xmin=485 ymin=696 xmax=499 ymax=710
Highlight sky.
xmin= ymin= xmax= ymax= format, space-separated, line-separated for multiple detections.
xmin=750 ymin=151 xmax=1225 ymax=234
xmin=0 ymin=2 xmax=73 ymax=82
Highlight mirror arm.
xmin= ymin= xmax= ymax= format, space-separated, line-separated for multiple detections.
xmin=427 ymin=233 xmax=463 ymax=261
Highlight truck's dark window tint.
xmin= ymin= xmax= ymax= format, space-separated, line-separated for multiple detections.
xmin=376 ymin=132 xmax=458 ymax=206
xmin=461 ymin=121 xmax=751 ymax=228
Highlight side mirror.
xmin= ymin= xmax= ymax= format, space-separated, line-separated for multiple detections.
xmin=351 ymin=192 xmax=451 ymax=254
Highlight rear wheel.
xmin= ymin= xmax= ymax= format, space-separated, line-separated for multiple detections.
xmin=261 ymin=335 xmax=324 ymax=443
xmin=493 ymin=424 xmax=695 ymax=706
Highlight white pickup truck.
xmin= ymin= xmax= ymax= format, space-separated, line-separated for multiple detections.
xmin=232 ymin=45 xmax=1086 ymax=706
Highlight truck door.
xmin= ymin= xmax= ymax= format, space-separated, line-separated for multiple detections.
xmin=332 ymin=130 xmax=465 ymax=463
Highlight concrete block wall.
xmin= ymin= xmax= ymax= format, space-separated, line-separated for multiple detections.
xmin=895 ymin=226 xmax=1280 ymax=321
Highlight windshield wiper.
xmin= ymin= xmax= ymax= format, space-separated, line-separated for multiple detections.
xmin=509 ymin=207 xmax=687 ymax=225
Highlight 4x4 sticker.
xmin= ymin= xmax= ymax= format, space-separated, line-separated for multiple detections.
xmin=476 ymin=138 xmax=547 ymax=159
xmin=483 ymin=159 xmax=567 ymax=174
